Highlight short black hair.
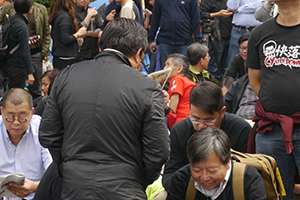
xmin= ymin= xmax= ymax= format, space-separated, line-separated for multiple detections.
xmin=2 ymin=88 xmax=33 ymax=110
xmin=187 ymin=43 xmax=208 ymax=66
xmin=167 ymin=53 xmax=190 ymax=76
xmin=14 ymin=0 xmax=34 ymax=14
xmin=238 ymin=33 xmax=250 ymax=46
xmin=189 ymin=81 xmax=223 ymax=114
xmin=99 ymin=18 xmax=148 ymax=58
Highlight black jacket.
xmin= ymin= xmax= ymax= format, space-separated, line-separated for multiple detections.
xmin=162 ymin=113 xmax=251 ymax=191
xmin=39 ymin=50 xmax=170 ymax=199
xmin=166 ymin=163 xmax=267 ymax=200
xmin=50 ymin=10 xmax=78 ymax=57
xmin=225 ymin=74 xmax=249 ymax=114
xmin=7 ymin=13 xmax=34 ymax=74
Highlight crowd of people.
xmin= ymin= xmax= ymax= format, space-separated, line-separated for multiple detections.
xmin=0 ymin=0 xmax=300 ymax=199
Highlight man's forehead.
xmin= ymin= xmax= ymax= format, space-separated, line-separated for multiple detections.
xmin=3 ymin=101 xmax=31 ymax=113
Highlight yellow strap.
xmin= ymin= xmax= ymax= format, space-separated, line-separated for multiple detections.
xmin=232 ymin=162 xmax=246 ymax=200
xmin=185 ymin=177 xmax=197 ymax=200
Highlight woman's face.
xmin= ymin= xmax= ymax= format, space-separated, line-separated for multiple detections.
xmin=41 ymin=76 xmax=51 ymax=96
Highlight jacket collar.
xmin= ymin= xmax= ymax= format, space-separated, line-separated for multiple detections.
xmin=189 ymin=64 xmax=200 ymax=75
xmin=95 ymin=49 xmax=132 ymax=67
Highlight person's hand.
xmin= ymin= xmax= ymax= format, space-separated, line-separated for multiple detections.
xmin=28 ymin=35 xmax=39 ymax=46
xmin=218 ymin=9 xmax=233 ymax=17
xmin=149 ymin=42 xmax=157 ymax=54
xmin=77 ymin=27 xmax=87 ymax=37
xmin=98 ymin=31 xmax=103 ymax=38
xmin=106 ymin=10 xmax=116 ymax=21
xmin=6 ymin=179 xmax=39 ymax=198
xmin=163 ymin=90 xmax=169 ymax=109
xmin=27 ymin=74 xmax=35 ymax=85
xmin=227 ymin=8 xmax=238 ymax=13
xmin=88 ymin=7 xmax=98 ymax=18
xmin=143 ymin=9 xmax=152 ymax=17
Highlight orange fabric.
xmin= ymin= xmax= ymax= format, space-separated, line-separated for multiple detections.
xmin=167 ymin=76 xmax=196 ymax=128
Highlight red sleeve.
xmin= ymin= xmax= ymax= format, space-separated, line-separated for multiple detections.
xmin=166 ymin=109 xmax=177 ymax=129
xmin=168 ymin=76 xmax=184 ymax=97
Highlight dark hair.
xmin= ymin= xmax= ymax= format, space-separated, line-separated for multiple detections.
xmin=187 ymin=43 xmax=208 ymax=66
xmin=42 ymin=68 xmax=60 ymax=83
xmin=167 ymin=53 xmax=190 ymax=76
xmin=189 ymin=81 xmax=223 ymax=114
xmin=220 ymin=77 xmax=235 ymax=90
xmin=2 ymin=88 xmax=33 ymax=110
xmin=14 ymin=0 xmax=34 ymax=14
xmin=49 ymin=0 xmax=78 ymax=31
xmin=99 ymin=18 xmax=148 ymax=57
xmin=187 ymin=127 xmax=231 ymax=165
xmin=238 ymin=33 xmax=250 ymax=46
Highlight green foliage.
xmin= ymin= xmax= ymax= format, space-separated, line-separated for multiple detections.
xmin=35 ymin=0 xmax=52 ymax=12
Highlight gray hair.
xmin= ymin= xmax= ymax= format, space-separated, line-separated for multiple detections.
xmin=187 ymin=43 xmax=209 ymax=66
xmin=187 ymin=127 xmax=231 ymax=165
xmin=167 ymin=53 xmax=190 ymax=76
xmin=2 ymin=88 xmax=33 ymax=110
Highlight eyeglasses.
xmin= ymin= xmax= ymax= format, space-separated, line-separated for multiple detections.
xmin=239 ymin=47 xmax=247 ymax=51
xmin=4 ymin=113 xmax=32 ymax=123
xmin=205 ymin=56 xmax=211 ymax=60
xmin=189 ymin=113 xmax=220 ymax=126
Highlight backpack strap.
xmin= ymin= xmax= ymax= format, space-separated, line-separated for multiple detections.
xmin=185 ymin=177 xmax=197 ymax=200
xmin=232 ymin=162 xmax=246 ymax=200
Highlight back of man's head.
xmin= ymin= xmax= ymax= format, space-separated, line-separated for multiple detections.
xmin=167 ymin=53 xmax=189 ymax=76
xmin=99 ymin=18 xmax=148 ymax=58
xmin=14 ymin=0 xmax=33 ymax=14
xmin=2 ymin=88 xmax=33 ymax=110
xmin=187 ymin=43 xmax=208 ymax=66
xmin=189 ymin=81 xmax=223 ymax=114
xmin=187 ymin=127 xmax=231 ymax=165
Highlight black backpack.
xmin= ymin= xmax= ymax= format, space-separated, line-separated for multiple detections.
xmin=0 ymin=16 xmax=23 ymax=64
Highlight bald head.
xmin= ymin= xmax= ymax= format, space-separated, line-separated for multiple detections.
xmin=2 ymin=88 xmax=33 ymax=110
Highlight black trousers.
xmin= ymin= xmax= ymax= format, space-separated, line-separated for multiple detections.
xmin=53 ymin=56 xmax=77 ymax=70
xmin=28 ymin=52 xmax=43 ymax=100
xmin=1 ymin=62 xmax=27 ymax=89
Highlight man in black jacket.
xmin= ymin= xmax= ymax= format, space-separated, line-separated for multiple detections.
xmin=162 ymin=81 xmax=251 ymax=192
xmin=38 ymin=18 xmax=169 ymax=200
xmin=166 ymin=128 xmax=266 ymax=200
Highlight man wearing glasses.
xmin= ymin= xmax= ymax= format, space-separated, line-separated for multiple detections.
xmin=0 ymin=88 xmax=52 ymax=199
xmin=162 ymin=81 xmax=251 ymax=192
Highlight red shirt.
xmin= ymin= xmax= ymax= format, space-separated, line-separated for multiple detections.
xmin=167 ymin=76 xmax=196 ymax=128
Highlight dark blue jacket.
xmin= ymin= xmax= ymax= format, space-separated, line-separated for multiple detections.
xmin=148 ymin=0 xmax=201 ymax=45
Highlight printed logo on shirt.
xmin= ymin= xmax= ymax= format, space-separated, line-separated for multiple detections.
xmin=181 ymin=1 xmax=185 ymax=4
xmin=263 ymin=40 xmax=300 ymax=69
xmin=170 ymin=80 xmax=177 ymax=92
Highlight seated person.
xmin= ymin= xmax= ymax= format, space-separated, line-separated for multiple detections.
xmin=225 ymin=34 xmax=250 ymax=79
xmin=166 ymin=127 xmax=267 ymax=200
xmin=186 ymin=43 xmax=219 ymax=85
xmin=41 ymin=68 xmax=60 ymax=96
xmin=0 ymin=88 xmax=52 ymax=199
xmin=164 ymin=53 xmax=196 ymax=129
xmin=162 ymin=81 xmax=251 ymax=192
xmin=220 ymin=76 xmax=235 ymax=95
xmin=224 ymin=74 xmax=258 ymax=120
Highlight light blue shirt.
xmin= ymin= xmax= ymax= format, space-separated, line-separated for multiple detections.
xmin=0 ymin=115 xmax=53 ymax=200
xmin=227 ymin=0 xmax=262 ymax=27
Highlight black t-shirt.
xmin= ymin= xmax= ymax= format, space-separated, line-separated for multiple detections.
xmin=247 ymin=17 xmax=300 ymax=116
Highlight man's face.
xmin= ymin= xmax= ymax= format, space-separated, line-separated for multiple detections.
xmin=201 ymin=52 xmax=210 ymax=70
xmin=164 ymin=57 xmax=180 ymax=81
xmin=191 ymin=151 xmax=230 ymax=190
xmin=77 ymin=0 xmax=90 ymax=9
xmin=1 ymin=101 xmax=33 ymax=139
xmin=189 ymin=104 xmax=225 ymax=131
xmin=239 ymin=40 xmax=248 ymax=60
